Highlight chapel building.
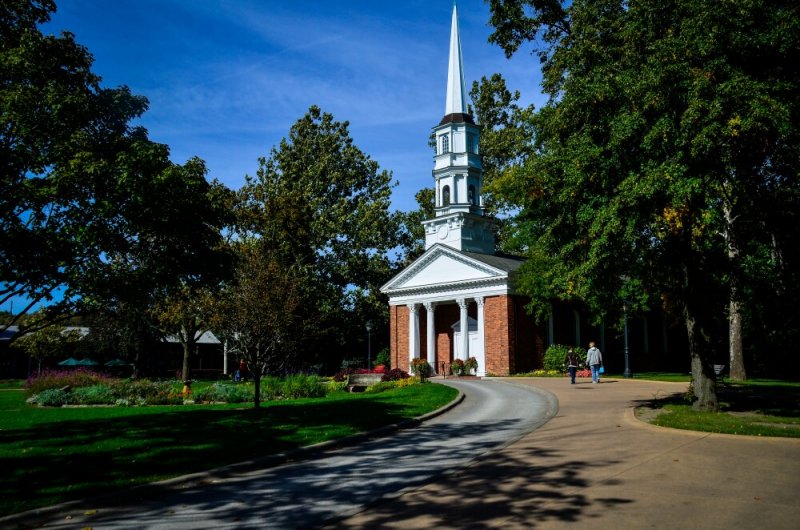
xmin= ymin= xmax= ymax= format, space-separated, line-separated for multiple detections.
xmin=380 ymin=4 xmax=544 ymax=376
xmin=381 ymin=4 xmax=689 ymax=378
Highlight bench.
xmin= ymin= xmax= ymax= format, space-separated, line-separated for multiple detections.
xmin=345 ymin=373 xmax=383 ymax=392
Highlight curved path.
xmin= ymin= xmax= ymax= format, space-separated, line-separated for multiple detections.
xmin=334 ymin=377 xmax=800 ymax=529
xmin=8 ymin=379 xmax=556 ymax=529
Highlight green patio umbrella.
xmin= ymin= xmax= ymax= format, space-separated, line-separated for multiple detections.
xmin=104 ymin=358 xmax=130 ymax=367
xmin=57 ymin=357 xmax=80 ymax=366
xmin=76 ymin=358 xmax=98 ymax=366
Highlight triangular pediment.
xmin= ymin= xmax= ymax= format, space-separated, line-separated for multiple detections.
xmin=381 ymin=245 xmax=508 ymax=294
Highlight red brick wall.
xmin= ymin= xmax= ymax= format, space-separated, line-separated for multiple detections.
xmin=484 ymin=296 xmax=512 ymax=375
xmin=391 ymin=305 xmax=410 ymax=373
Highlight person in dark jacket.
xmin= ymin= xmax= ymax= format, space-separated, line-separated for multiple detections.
xmin=564 ymin=348 xmax=581 ymax=384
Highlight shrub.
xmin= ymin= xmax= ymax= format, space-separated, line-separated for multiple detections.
xmin=325 ymin=380 xmax=348 ymax=393
xmin=259 ymin=377 xmax=283 ymax=401
xmin=543 ymin=345 xmax=587 ymax=372
xmin=364 ymin=381 xmax=398 ymax=393
xmin=374 ymin=348 xmax=391 ymax=369
xmin=118 ymin=380 xmax=179 ymax=404
xmin=395 ymin=376 xmax=419 ymax=388
xmin=26 ymin=369 xmax=110 ymax=395
xmin=72 ymin=384 xmax=117 ymax=405
xmin=282 ymin=374 xmax=326 ymax=399
xmin=34 ymin=388 xmax=73 ymax=407
xmin=194 ymin=382 xmax=253 ymax=403
xmin=382 ymin=368 xmax=409 ymax=382
xmin=411 ymin=358 xmax=432 ymax=378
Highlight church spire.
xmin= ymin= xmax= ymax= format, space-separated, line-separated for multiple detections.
xmin=422 ymin=2 xmax=495 ymax=255
xmin=444 ymin=2 xmax=468 ymax=117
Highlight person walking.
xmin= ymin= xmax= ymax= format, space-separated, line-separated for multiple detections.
xmin=587 ymin=341 xmax=603 ymax=383
xmin=564 ymin=348 xmax=580 ymax=384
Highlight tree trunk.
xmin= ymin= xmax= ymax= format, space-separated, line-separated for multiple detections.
xmin=684 ymin=304 xmax=719 ymax=412
xmin=728 ymin=297 xmax=746 ymax=381
xmin=253 ymin=372 xmax=261 ymax=409
xmin=181 ymin=339 xmax=192 ymax=382
xmin=724 ymin=201 xmax=746 ymax=381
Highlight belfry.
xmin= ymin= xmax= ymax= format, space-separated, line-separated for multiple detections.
xmin=381 ymin=4 xmax=544 ymax=376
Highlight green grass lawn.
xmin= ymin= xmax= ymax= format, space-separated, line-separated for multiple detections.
xmin=0 ymin=382 xmax=457 ymax=517
xmin=640 ymin=379 xmax=800 ymax=438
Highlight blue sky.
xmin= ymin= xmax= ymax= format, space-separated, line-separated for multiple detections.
xmin=44 ymin=0 xmax=544 ymax=214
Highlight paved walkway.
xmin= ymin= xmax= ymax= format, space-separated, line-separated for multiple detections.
xmin=333 ymin=377 xmax=800 ymax=529
xmin=5 ymin=377 xmax=800 ymax=529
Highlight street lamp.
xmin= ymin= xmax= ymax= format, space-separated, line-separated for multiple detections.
xmin=365 ymin=321 xmax=373 ymax=371
xmin=623 ymin=300 xmax=632 ymax=378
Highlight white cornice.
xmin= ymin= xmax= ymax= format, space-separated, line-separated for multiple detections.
xmin=381 ymin=244 xmax=505 ymax=293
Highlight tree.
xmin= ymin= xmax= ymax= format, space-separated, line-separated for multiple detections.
xmin=1 ymin=1 xmax=232 ymax=355
xmin=233 ymin=106 xmax=398 ymax=370
xmin=12 ymin=325 xmax=81 ymax=375
xmin=88 ymin=308 xmax=162 ymax=378
xmin=147 ymin=175 xmax=235 ymax=382
xmin=487 ymin=0 xmax=800 ymax=409
xmin=395 ymin=188 xmax=434 ymax=265
xmin=212 ymin=243 xmax=303 ymax=408
xmin=469 ymin=73 xmax=536 ymax=253
xmin=2 ymin=0 xmax=142 ymax=330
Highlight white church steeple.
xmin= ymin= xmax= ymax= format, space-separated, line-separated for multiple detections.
xmin=422 ymin=2 xmax=495 ymax=255
xmin=445 ymin=2 xmax=468 ymax=116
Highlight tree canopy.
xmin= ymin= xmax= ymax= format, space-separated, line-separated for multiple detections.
xmin=487 ymin=0 xmax=800 ymax=409
xmin=229 ymin=106 xmax=397 ymax=371
xmin=1 ymin=0 xmax=233 ymax=348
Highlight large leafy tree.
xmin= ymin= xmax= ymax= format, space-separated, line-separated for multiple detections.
xmin=469 ymin=73 xmax=535 ymax=254
xmin=395 ymin=188 xmax=435 ymax=265
xmin=487 ymin=0 xmax=800 ymax=410
xmin=233 ymin=106 xmax=397 ymax=370
xmin=1 ymin=1 xmax=233 ymax=354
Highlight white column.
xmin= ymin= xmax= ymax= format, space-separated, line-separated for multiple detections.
xmin=474 ymin=297 xmax=485 ymax=376
xmin=223 ymin=339 xmax=229 ymax=375
xmin=457 ymin=298 xmax=469 ymax=361
xmin=424 ymin=302 xmax=437 ymax=374
xmin=407 ymin=303 xmax=420 ymax=369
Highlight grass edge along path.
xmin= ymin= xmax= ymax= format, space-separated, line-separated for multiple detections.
xmin=0 ymin=382 xmax=458 ymax=518
xmin=509 ymin=371 xmax=800 ymax=438
xmin=625 ymin=375 xmax=800 ymax=439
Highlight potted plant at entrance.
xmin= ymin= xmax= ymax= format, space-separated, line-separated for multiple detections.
xmin=411 ymin=358 xmax=432 ymax=382
xmin=464 ymin=357 xmax=478 ymax=376
xmin=451 ymin=358 xmax=465 ymax=376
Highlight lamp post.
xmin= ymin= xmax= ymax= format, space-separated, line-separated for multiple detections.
xmin=365 ymin=321 xmax=373 ymax=371
xmin=623 ymin=301 xmax=632 ymax=378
